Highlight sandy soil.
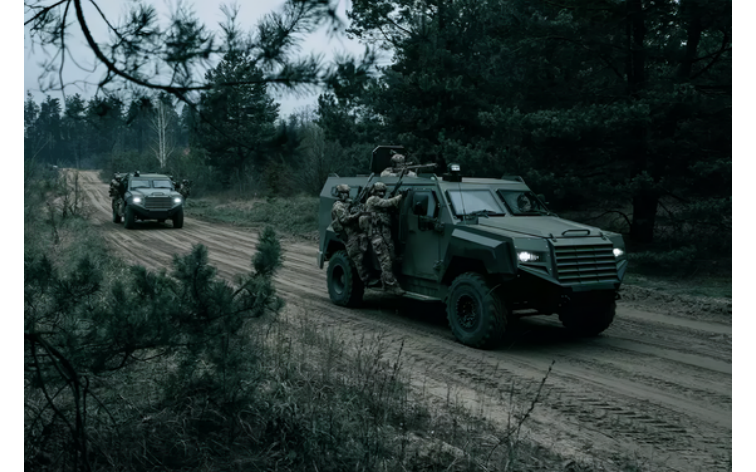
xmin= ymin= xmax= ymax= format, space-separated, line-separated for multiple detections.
xmin=78 ymin=170 xmax=731 ymax=471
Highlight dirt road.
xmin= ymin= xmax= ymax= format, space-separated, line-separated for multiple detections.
xmin=79 ymin=170 xmax=731 ymax=471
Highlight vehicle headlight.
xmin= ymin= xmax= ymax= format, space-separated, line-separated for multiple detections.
xmin=517 ymin=251 xmax=541 ymax=263
xmin=132 ymin=196 xmax=142 ymax=204
xmin=174 ymin=197 xmax=182 ymax=204
xmin=613 ymin=248 xmax=625 ymax=257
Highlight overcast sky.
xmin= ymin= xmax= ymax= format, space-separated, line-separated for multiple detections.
xmin=23 ymin=0 xmax=378 ymax=117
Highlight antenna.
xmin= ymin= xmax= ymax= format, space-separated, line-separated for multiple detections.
xmin=448 ymin=163 xmax=466 ymax=224
xmin=458 ymin=179 xmax=466 ymax=225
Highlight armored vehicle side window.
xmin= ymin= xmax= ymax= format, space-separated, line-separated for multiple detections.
xmin=497 ymin=190 xmax=549 ymax=216
xmin=446 ymin=189 xmax=505 ymax=217
xmin=412 ymin=191 xmax=438 ymax=217
xmin=152 ymin=180 xmax=174 ymax=189
xmin=130 ymin=179 xmax=150 ymax=189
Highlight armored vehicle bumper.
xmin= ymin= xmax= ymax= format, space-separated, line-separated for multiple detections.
xmin=130 ymin=205 xmax=182 ymax=220
xmin=127 ymin=195 xmax=183 ymax=220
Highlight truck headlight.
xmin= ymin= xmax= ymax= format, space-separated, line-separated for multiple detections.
xmin=174 ymin=197 xmax=182 ymax=204
xmin=517 ymin=251 xmax=541 ymax=263
xmin=132 ymin=197 xmax=142 ymax=204
xmin=613 ymin=248 xmax=624 ymax=257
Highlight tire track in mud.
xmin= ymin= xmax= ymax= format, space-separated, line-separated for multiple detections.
xmin=75 ymin=170 xmax=732 ymax=471
xmin=280 ymin=296 xmax=731 ymax=471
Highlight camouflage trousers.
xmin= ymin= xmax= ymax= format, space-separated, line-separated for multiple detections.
xmin=369 ymin=225 xmax=399 ymax=288
xmin=345 ymin=230 xmax=370 ymax=283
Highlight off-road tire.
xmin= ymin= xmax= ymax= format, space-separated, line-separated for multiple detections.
xmin=123 ymin=206 xmax=136 ymax=229
xmin=172 ymin=208 xmax=184 ymax=229
xmin=446 ymin=272 xmax=507 ymax=349
xmin=327 ymin=250 xmax=365 ymax=307
xmin=559 ymin=296 xmax=616 ymax=336
xmin=112 ymin=201 xmax=122 ymax=223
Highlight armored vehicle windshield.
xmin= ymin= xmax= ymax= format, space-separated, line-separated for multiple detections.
xmin=446 ymin=188 xmax=506 ymax=217
xmin=152 ymin=179 xmax=174 ymax=189
xmin=130 ymin=180 xmax=151 ymax=189
xmin=130 ymin=179 xmax=175 ymax=190
xmin=497 ymin=190 xmax=550 ymax=216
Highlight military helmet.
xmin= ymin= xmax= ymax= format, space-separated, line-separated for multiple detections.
xmin=391 ymin=154 xmax=406 ymax=165
xmin=372 ymin=182 xmax=387 ymax=194
xmin=336 ymin=184 xmax=350 ymax=193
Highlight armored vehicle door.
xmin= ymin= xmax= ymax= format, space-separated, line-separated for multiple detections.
xmin=400 ymin=188 xmax=445 ymax=280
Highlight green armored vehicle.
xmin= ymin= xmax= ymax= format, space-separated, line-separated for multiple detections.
xmin=109 ymin=171 xmax=185 ymax=229
xmin=318 ymin=146 xmax=628 ymax=349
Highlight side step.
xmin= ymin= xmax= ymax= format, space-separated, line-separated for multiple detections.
xmin=402 ymin=291 xmax=442 ymax=302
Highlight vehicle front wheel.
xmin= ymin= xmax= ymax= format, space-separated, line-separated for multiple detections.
xmin=123 ymin=206 xmax=136 ymax=229
xmin=446 ymin=273 xmax=507 ymax=349
xmin=327 ymin=250 xmax=364 ymax=307
xmin=558 ymin=294 xmax=616 ymax=336
xmin=172 ymin=208 xmax=184 ymax=228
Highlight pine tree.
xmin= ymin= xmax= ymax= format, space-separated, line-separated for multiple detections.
xmin=197 ymin=52 xmax=280 ymax=186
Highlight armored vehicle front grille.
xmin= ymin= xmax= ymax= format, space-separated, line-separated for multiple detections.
xmin=145 ymin=196 xmax=173 ymax=210
xmin=554 ymin=244 xmax=617 ymax=285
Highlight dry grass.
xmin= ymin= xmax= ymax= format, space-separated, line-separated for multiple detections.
xmin=186 ymin=195 xmax=320 ymax=240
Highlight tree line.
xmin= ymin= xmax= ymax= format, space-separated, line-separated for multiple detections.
xmin=25 ymin=0 xmax=730 ymax=253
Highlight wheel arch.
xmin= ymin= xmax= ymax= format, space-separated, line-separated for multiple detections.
xmin=441 ymin=256 xmax=489 ymax=286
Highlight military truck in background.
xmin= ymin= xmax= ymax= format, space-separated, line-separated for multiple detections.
xmin=318 ymin=146 xmax=628 ymax=349
xmin=109 ymin=171 xmax=186 ymax=229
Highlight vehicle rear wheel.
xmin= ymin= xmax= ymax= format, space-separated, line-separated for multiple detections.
xmin=327 ymin=250 xmax=364 ymax=307
xmin=559 ymin=294 xmax=616 ymax=336
xmin=112 ymin=201 xmax=122 ymax=223
xmin=172 ymin=208 xmax=184 ymax=228
xmin=446 ymin=273 xmax=507 ymax=349
xmin=123 ymin=206 xmax=135 ymax=229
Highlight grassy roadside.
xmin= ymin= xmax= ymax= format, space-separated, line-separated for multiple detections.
xmin=623 ymin=273 xmax=731 ymax=300
xmin=185 ymin=195 xmax=320 ymax=240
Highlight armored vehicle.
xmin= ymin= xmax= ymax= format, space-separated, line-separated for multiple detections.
xmin=318 ymin=146 xmax=628 ymax=349
xmin=110 ymin=171 xmax=185 ymax=229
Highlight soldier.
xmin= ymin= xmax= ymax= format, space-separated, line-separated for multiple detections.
xmin=178 ymin=179 xmax=192 ymax=199
xmin=364 ymin=182 xmax=405 ymax=295
xmin=517 ymin=193 xmax=533 ymax=213
xmin=381 ymin=154 xmax=417 ymax=177
xmin=109 ymin=173 xmax=124 ymax=198
xmin=109 ymin=174 xmax=118 ymax=198
xmin=331 ymin=184 xmax=370 ymax=283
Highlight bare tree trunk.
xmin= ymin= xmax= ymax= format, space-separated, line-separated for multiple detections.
xmin=150 ymin=99 xmax=174 ymax=169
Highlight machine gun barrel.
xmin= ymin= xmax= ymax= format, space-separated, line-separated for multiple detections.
xmin=389 ymin=163 xmax=437 ymax=197
xmin=355 ymin=172 xmax=376 ymax=204
xmin=402 ymin=163 xmax=438 ymax=170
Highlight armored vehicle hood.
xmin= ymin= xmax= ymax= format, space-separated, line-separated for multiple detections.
xmin=475 ymin=216 xmax=603 ymax=239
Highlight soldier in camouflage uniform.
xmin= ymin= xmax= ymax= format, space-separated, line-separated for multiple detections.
xmin=331 ymin=184 xmax=370 ymax=283
xmin=381 ymin=154 xmax=417 ymax=177
xmin=178 ymin=179 xmax=192 ymax=199
xmin=364 ymin=182 xmax=405 ymax=295
xmin=109 ymin=173 xmax=124 ymax=198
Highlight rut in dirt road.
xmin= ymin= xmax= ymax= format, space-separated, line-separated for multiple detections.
xmin=75 ymin=169 xmax=732 ymax=471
